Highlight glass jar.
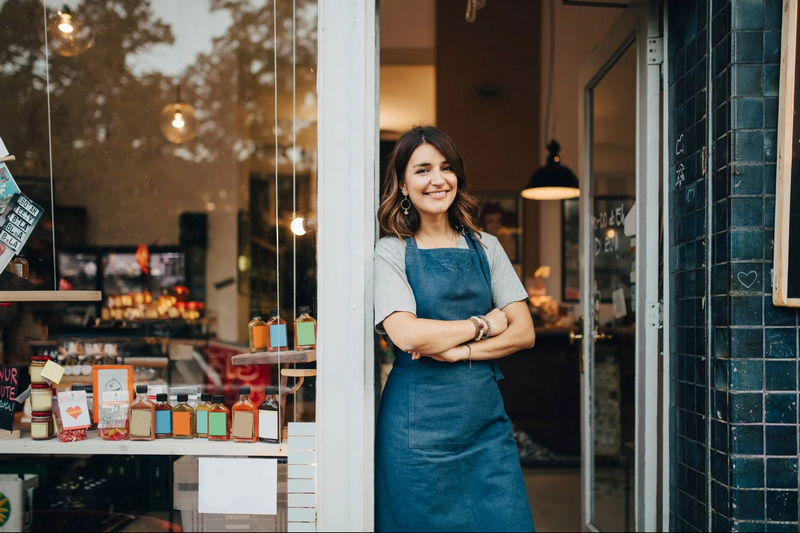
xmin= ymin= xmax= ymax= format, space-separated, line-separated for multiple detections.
xmin=30 ymin=355 xmax=50 ymax=384
xmin=31 ymin=411 xmax=54 ymax=440
xmin=30 ymin=384 xmax=53 ymax=411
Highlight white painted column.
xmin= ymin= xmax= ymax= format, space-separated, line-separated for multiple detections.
xmin=316 ymin=0 xmax=378 ymax=531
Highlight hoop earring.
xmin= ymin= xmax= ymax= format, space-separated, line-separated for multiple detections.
xmin=400 ymin=196 xmax=411 ymax=216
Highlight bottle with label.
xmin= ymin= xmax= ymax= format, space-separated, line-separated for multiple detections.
xmin=208 ymin=395 xmax=230 ymax=441
xmin=258 ymin=386 xmax=281 ymax=444
xmin=266 ymin=309 xmax=288 ymax=352
xmin=155 ymin=393 xmax=172 ymax=439
xmin=249 ymin=311 xmax=269 ymax=353
xmin=294 ymin=306 xmax=317 ymax=350
xmin=8 ymin=255 xmax=28 ymax=279
xmin=231 ymin=386 xmax=258 ymax=443
xmin=172 ymin=394 xmax=195 ymax=439
xmin=195 ymin=393 xmax=212 ymax=438
xmin=129 ymin=385 xmax=156 ymax=441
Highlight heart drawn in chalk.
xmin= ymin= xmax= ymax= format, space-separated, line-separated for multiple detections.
xmin=737 ymin=271 xmax=758 ymax=289
xmin=66 ymin=406 xmax=82 ymax=419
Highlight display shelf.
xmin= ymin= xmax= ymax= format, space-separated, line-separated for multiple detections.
xmin=0 ymin=430 xmax=287 ymax=457
xmin=231 ymin=349 xmax=316 ymax=366
xmin=122 ymin=356 xmax=169 ymax=369
xmin=0 ymin=290 xmax=102 ymax=302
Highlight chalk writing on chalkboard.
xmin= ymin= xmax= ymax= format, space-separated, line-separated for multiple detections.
xmin=0 ymin=365 xmax=27 ymax=431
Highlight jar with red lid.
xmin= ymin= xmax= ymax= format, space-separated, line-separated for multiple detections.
xmin=30 ymin=355 xmax=50 ymax=384
xmin=31 ymin=411 xmax=54 ymax=440
xmin=30 ymin=383 xmax=53 ymax=411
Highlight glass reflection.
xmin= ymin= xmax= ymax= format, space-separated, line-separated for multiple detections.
xmin=590 ymin=42 xmax=637 ymax=532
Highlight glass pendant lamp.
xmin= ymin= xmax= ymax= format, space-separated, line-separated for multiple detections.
xmin=46 ymin=5 xmax=94 ymax=57
xmin=160 ymin=83 xmax=198 ymax=144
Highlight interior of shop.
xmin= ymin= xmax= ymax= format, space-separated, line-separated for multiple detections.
xmin=378 ymin=1 xmax=636 ymax=531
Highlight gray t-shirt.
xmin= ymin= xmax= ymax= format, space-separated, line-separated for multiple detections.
xmin=374 ymin=231 xmax=528 ymax=333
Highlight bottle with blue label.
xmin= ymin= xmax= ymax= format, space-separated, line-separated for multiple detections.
xmin=155 ymin=393 xmax=172 ymax=439
xmin=266 ymin=309 xmax=288 ymax=352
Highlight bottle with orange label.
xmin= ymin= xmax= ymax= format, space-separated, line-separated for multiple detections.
xmin=248 ymin=311 xmax=268 ymax=353
xmin=172 ymin=394 xmax=195 ymax=439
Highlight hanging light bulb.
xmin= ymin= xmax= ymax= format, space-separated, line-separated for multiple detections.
xmin=160 ymin=83 xmax=198 ymax=144
xmin=46 ymin=5 xmax=94 ymax=57
xmin=290 ymin=217 xmax=317 ymax=236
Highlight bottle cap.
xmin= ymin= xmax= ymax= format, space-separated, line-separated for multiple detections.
xmin=250 ymin=310 xmax=261 ymax=320
xmin=71 ymin=384 xmax=87 ymax=391
xmin=177 ymin=394 xmax=188 ymax=402
xmin=212 ymin=395 xmax=224 ymax=404
xmin=156 ymin=393 xmax=168 ymax=402
xmin=31 ymin=411 xmax=52 ymax=417
xmin=270 ymin=308 xmax=279 ymax=317
xmin=299 ymin=306 xmax=310 ymax=315
xmin=200 ymin=393 xmax=212 ymax=402
xmin=31 ymin=383 xmax=51 ymax=389
xmin=239 ymin=386 xmax=250 ymax=395
xmin=31 ymin=355 xmax=51 ymax=361
xmin=264 ymin=386 xmax=280 ymax=395
xmin=136 ymin=385 xmax=148 ymax=394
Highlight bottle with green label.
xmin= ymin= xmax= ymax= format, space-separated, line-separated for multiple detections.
xmin=266 ymin=309 xmax=288 ymax=352
xmin=195 ymin=393 xmax=212 ymax=438
xmin=294 ymin=306 xmax=317 ymax=350
xmin=207 ymin=395 xmax=230 ymax=441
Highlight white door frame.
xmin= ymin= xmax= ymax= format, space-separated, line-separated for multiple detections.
xmin=577 ymin=1 xmax=661 ymax=530
xmin=316 ymin=0 xmax=379 ymax=530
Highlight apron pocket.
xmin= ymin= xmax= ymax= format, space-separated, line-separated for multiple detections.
xmin=407 ymin=363 xmax=503 ymax=449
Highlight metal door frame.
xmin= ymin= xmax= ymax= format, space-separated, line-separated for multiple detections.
xmin=577 ymin=1 xmax=661 ymax=530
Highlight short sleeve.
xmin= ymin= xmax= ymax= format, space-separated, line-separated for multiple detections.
xmin=481 ymin=232 xmax=529 ymax=310
xmin=374 ymin=237 xmax=416 ymax=334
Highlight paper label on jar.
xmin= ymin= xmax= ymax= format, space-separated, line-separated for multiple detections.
xmin=259 ymin=411 xmax=278 ymax=440
xmin=196 ymin=410 xmax=208 ymax=434
xmin=233 ymin=411 xmax=254 ymax=439
xmin=269 ymin=325 xmax=287 ymax=348
xmin=31 ymin=421 xmax=49 ymax=439
xmin=130 ymin=409 xmax=153 ymax=437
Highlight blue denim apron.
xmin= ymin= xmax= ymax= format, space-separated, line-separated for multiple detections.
xmin=376 ymin=231 xmax=535 ymax=532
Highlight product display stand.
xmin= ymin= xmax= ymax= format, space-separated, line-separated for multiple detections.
xmin=230 ymin=349 xmax=315 ymax=366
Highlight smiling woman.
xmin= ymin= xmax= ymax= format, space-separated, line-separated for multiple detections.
xmin=374 ymin=126 xmax=536 ymax=532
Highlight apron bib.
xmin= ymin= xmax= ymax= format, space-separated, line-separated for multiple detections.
xmin=375 ymin=231 xmax=535 ymax=532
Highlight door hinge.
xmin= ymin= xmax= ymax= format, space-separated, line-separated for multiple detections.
xmin=646 ymin=301 xmax=663 ymax=329
xmin=647 ymin=37 xmax=663 ymax=65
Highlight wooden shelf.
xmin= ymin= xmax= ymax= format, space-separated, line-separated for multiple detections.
xmin=231 ymin=349 xmax=316 ymax=366
xmin=281 ymin=368 xmax=317 ymax=378
xmin=0 ymin=291 xmax=102 ymax=302
xmin=0 ymin=429 xmax=287 ymax=457
xmin=122 ymin=356 xmax=169 ymax=369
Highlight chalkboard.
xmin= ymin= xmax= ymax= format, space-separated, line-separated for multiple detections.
xmin=562 ymin=196 xmax=635 ymax=303
xmin=0 ymin=365 xmax=28 ymax=431
xmin=774 ymin=0 xmax=800 ymax=307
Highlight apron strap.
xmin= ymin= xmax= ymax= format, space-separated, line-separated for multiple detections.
xmin=463 ymin=230 xmax=493 ymax=301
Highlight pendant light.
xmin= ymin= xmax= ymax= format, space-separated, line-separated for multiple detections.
xmin=521 ymin=0 xmax=579 ymax=201
xmin=46 ymin=4 xmax=94 ymax=57
xmin=521 ymin=140 xmax=579 ymax=200
xmin=160 ymin=83 xmax=198 ymax=144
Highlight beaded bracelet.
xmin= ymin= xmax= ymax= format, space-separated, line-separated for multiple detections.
xmin=476 ymin=315 xmax=491 ymax=340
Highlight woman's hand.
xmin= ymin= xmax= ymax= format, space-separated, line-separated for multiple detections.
xmin=485 ymin=308 xmax=508 ymax=337
xmin=411 ymin=344 xmax=469 ymax=363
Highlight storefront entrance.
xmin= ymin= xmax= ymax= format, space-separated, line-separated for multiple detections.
xmin=577 ymin=2 xmax=663 ymax=531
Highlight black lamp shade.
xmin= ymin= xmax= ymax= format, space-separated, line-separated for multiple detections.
xmin=521 ymin=140 xmax=580 ymax=200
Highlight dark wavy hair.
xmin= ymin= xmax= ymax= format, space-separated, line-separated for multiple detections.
xmin=377 ymin=126 xmax=482 ymax=241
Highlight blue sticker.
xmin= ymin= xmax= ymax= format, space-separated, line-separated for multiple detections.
xmin=156 ymin=410 xmax=172 ymax=435
xmin=269 ymin=324 xmax=288 ymax=348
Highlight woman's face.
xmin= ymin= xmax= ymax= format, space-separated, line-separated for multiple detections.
xmin=400 ymin=143 xmax=458 ymax=219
